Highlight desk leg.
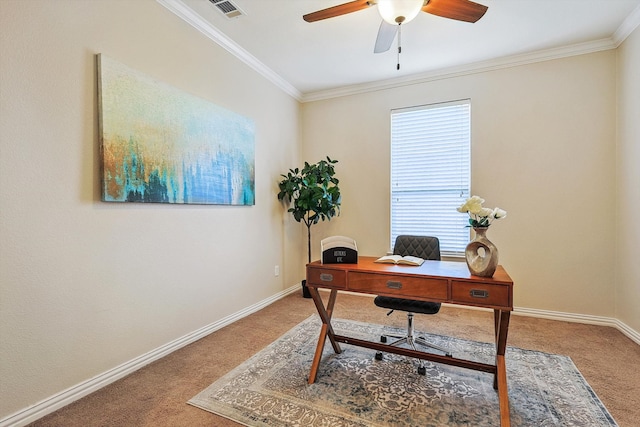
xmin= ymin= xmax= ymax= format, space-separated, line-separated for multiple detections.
xmin=494 ymin=310 xmax=511 ymax=427
xmin=308 ymin=287 xmax=341 ymax=384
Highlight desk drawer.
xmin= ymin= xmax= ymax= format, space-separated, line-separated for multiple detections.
xmin=307 ymin=268 xmax=347 ymax=289
xmin=451 ymin=280 xmax=511 ymax=308
xmin=348 ymin=272 xmax=447 ymax=300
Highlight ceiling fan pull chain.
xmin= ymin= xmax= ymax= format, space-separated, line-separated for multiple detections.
xmin=397 ymin=23 xmax=401 ymax=70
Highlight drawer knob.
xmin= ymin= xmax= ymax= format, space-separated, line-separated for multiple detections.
xmin=386 ymin=281 xmax=402 ymax=289
xmin=470 ymin=289 xmax=489 ymax=298
xmin=320 ymin=273 xmax=333 ymax=282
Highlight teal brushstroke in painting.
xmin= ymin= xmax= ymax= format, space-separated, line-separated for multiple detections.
xmin=98 ymin=54 xmax=255 ymax=205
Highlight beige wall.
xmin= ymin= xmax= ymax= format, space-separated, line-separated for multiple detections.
xmin=0 ymin=0 xmax=302 ymax=418
xmin=302 ymin=51 xmax=618 ymax=316
xmin=616 ymin=26 xmax=640 ymax=333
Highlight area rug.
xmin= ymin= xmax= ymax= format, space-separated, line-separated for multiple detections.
xmin=189 ymin=316 xmax=617 ymax=426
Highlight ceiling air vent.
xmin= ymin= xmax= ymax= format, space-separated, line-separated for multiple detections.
xmin=209 ymin=0 xmax=245 ymax=19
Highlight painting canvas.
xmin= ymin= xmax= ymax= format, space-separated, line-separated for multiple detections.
xmin=97 ymin=54 xmax=255 ymax=205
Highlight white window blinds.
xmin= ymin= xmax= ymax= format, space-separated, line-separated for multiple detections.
xmin=390 ymin=99 xmax=471 ymax=256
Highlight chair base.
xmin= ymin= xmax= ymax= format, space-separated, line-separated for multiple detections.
xmin=375 ymin=312 xmax=452 ymax=375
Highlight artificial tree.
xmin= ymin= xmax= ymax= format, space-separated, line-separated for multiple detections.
xmin=277 ymin=157 xmax=341 ymax=297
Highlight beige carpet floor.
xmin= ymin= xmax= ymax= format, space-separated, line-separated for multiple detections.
xmin=29 ymin=291 xmax=640 ymax=427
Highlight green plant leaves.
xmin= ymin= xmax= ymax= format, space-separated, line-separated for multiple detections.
xmin=277 ymin=157 xmax=341 ymax=228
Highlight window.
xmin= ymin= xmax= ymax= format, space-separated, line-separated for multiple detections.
xmin=390 ymin=99 xmax=471 ymax=256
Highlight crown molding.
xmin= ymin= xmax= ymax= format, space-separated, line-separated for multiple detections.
xmin=613 ymin=3 xmax=640 ymax=46
xmin=301 ymin=37 xmax=617 ymax=102
xmin=156 ymin=0 xmax=303 ymax=101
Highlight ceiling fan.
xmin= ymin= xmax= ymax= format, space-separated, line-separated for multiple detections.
xmin=303 ymin=0 xmax=488 ymax=62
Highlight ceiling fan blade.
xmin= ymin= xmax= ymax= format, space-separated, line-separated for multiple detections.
xmin=374 ymin=20 xmax=398 ymax=53
xmin=422 ymin=0 xmax=488 ymax=23
xmin=303 ymin=0 xmax=372 ymax=23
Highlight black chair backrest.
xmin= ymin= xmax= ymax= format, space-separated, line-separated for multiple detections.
xmin=393 ymin=235 xmax=441 ymax=261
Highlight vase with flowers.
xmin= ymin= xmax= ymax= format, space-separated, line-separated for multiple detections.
xmin=456 ymin=195 xmax=507 ymax=277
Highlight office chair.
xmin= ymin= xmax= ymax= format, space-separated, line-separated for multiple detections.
xmin=374 ymin=235 xmax=451 ymax=375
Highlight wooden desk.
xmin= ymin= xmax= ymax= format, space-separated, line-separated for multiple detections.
xmin=306 ymin=256 xmax=514 ymax=427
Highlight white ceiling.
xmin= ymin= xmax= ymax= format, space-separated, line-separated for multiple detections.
xmin=167 ymin=0 xmax=640 ymax=100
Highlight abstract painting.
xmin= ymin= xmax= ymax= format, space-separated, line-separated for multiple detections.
xmin=97 ymin=54 xmax=255 ymax=205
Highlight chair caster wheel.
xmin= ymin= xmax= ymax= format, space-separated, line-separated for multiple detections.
xmin=417 ymin=366 xmax=426 ymax=375
xmin=380 ymin=335 xmax=387 ymax=343
xmin=375 ymin=351 xmax=383 ymax=361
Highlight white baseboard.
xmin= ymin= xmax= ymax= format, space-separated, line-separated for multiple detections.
xmin=512 ymin=306 xmax=640 ymax=345
xmin=3 ymin=284 xmax=638 ymax=426
xmin=0 ymin=284 xmax=300 ymax=427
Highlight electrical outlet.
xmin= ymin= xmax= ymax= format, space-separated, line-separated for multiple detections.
xmin=274 ymin=265 xmax=280 ymax=276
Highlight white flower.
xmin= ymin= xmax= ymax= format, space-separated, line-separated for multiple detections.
xmin=491 ymin=207 xmax=507 ymax=220
xmin=479 ymin=207 xmax=494 ymax=217
xmin=456 ymin=195 xmax=485 ymax=214
xmin=456 ymin=196 xmax=507 ymax=228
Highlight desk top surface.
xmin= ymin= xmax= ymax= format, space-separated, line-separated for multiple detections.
xmin=308 ymin=256 xmax=513 ymax=285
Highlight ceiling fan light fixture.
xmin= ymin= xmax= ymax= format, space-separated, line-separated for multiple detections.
xmin=378 ymin=0 xmax=424 ymax=25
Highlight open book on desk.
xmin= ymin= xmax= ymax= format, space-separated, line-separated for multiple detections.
xmin=374 ymin=255 xmax=424 ymax=266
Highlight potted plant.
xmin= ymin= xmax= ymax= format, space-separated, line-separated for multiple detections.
xmin=277 ymin=157 xmax=341 ymax=298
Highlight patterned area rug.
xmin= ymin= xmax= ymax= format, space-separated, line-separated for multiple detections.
xmin=189 ymin=316 xmax=617 ymax=426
